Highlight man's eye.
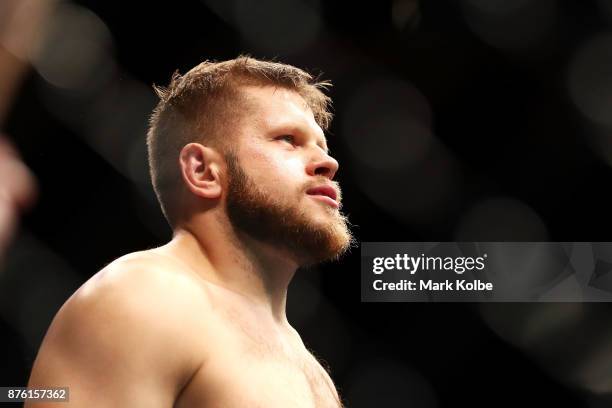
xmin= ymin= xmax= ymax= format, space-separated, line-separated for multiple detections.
xmin=277 ymin=135 xmax=295 ymax=144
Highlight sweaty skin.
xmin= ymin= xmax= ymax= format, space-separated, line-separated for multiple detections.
xmin=26 ymin=86 xmax=347 ymax=407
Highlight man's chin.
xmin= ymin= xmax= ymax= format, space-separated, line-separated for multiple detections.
xmin=292 ymin=218 xmax=353 ymax=266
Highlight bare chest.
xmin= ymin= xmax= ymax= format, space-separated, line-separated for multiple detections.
xmin=175 ymin=317 xmax=342 ymax=408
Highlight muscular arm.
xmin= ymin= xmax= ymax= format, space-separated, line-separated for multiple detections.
xmin=25 ymin=258 xmax=206 ymax=407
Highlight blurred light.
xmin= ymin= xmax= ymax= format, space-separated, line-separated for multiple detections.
xmin=536 ymin=273 xmax=585 ymax=301
xmin=487 ymin=245 xmax=566 ymax=300
xmin=461 ymin=0 xmax=557 ymax=53
xmin=455 ymin=199 xmax=552 ymax=300
xmin=520 ymin=303 xmax=584 ymax=345
xmin=454 ymin=197 xmax=548 ymax=241
xmin=578 ymin=337 xmax=612 ymax=394
xmin=479 ymin=302 xmax=612 ymax=395
xmin=346 ymin=358 xmax=437 ymax=408
xmin=83 ymin=79 xmax=155 ymax=173
xmin=33 ymin=2 xmax=116 ymax=92
xmin=354 ymin=144 xmax=461 ymax=227
xmin=342 ymin=77 xmax=462 ymax=225
xmin=42 ymin=76 xmax=156 ymax=182
xmin=480 ymin=303 xmax=584 ymax=350
xmin=342 ymin=78 xmax=433 ymax=171
xmin=32 ymin=1 xmax=156 ymax=185
xmin=0 ymin=0 xmax=56 ymax=62
xmin=391 ymin=0 xmax=421 ymax=31
xmin=32 ymin=2 xmax=161 ymax=236
xmin=39 ymin=70 xmax=167 ymax=239
xmin=568 ymin=33 xmax=612 ymax=129
xmin=0 ymin=0 xmax=57 ymax=124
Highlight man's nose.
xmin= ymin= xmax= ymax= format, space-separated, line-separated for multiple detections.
xmin=305 ymin=153 xmax=339 ymax=180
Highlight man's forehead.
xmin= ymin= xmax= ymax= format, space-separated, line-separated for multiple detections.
xmin=238 ymin=85 xmax=321 ymax=130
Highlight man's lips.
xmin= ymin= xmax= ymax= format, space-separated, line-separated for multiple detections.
xmin=306 ymin=185 xmax=339 ymax=208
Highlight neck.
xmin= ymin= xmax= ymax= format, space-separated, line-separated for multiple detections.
xmin=160 ymin=214 xmax=298 ymax=325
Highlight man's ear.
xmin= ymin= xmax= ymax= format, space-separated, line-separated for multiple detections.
xmin=179 ymin=143 xmax=223 ymax=199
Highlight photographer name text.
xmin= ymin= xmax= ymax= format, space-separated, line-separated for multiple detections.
xmin=370 ymin=253 xmax=493 ymax=292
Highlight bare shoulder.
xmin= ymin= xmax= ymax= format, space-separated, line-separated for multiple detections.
xmin=27 ymin=250 xmax=212 ymax=405
xmin=58 ymin=249 xmax=213 ymax=354
xmin=61 ymin=250 xmax=213 ymax=342
xmin=75 ymin=249 xmax=212 ymax=313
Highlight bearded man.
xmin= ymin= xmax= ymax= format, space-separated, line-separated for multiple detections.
xmin=26 ymin=56 xmax=354 ymax=407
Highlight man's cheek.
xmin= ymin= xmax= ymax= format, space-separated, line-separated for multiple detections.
xmin=283 ymin=156 xmax=307 ymax=176
xmin=248 ymin=152 xmax=306 ymax=193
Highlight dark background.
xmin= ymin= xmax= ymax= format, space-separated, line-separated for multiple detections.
xmin=3 ymin=0 xmax=612 ymax=406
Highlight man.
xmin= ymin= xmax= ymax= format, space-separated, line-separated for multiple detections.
xmin=26 ymin=56 xmax=354 ymax=407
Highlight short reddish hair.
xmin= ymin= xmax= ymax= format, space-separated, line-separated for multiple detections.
xmin=146 ymin=55 xmax=333 ymax=225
